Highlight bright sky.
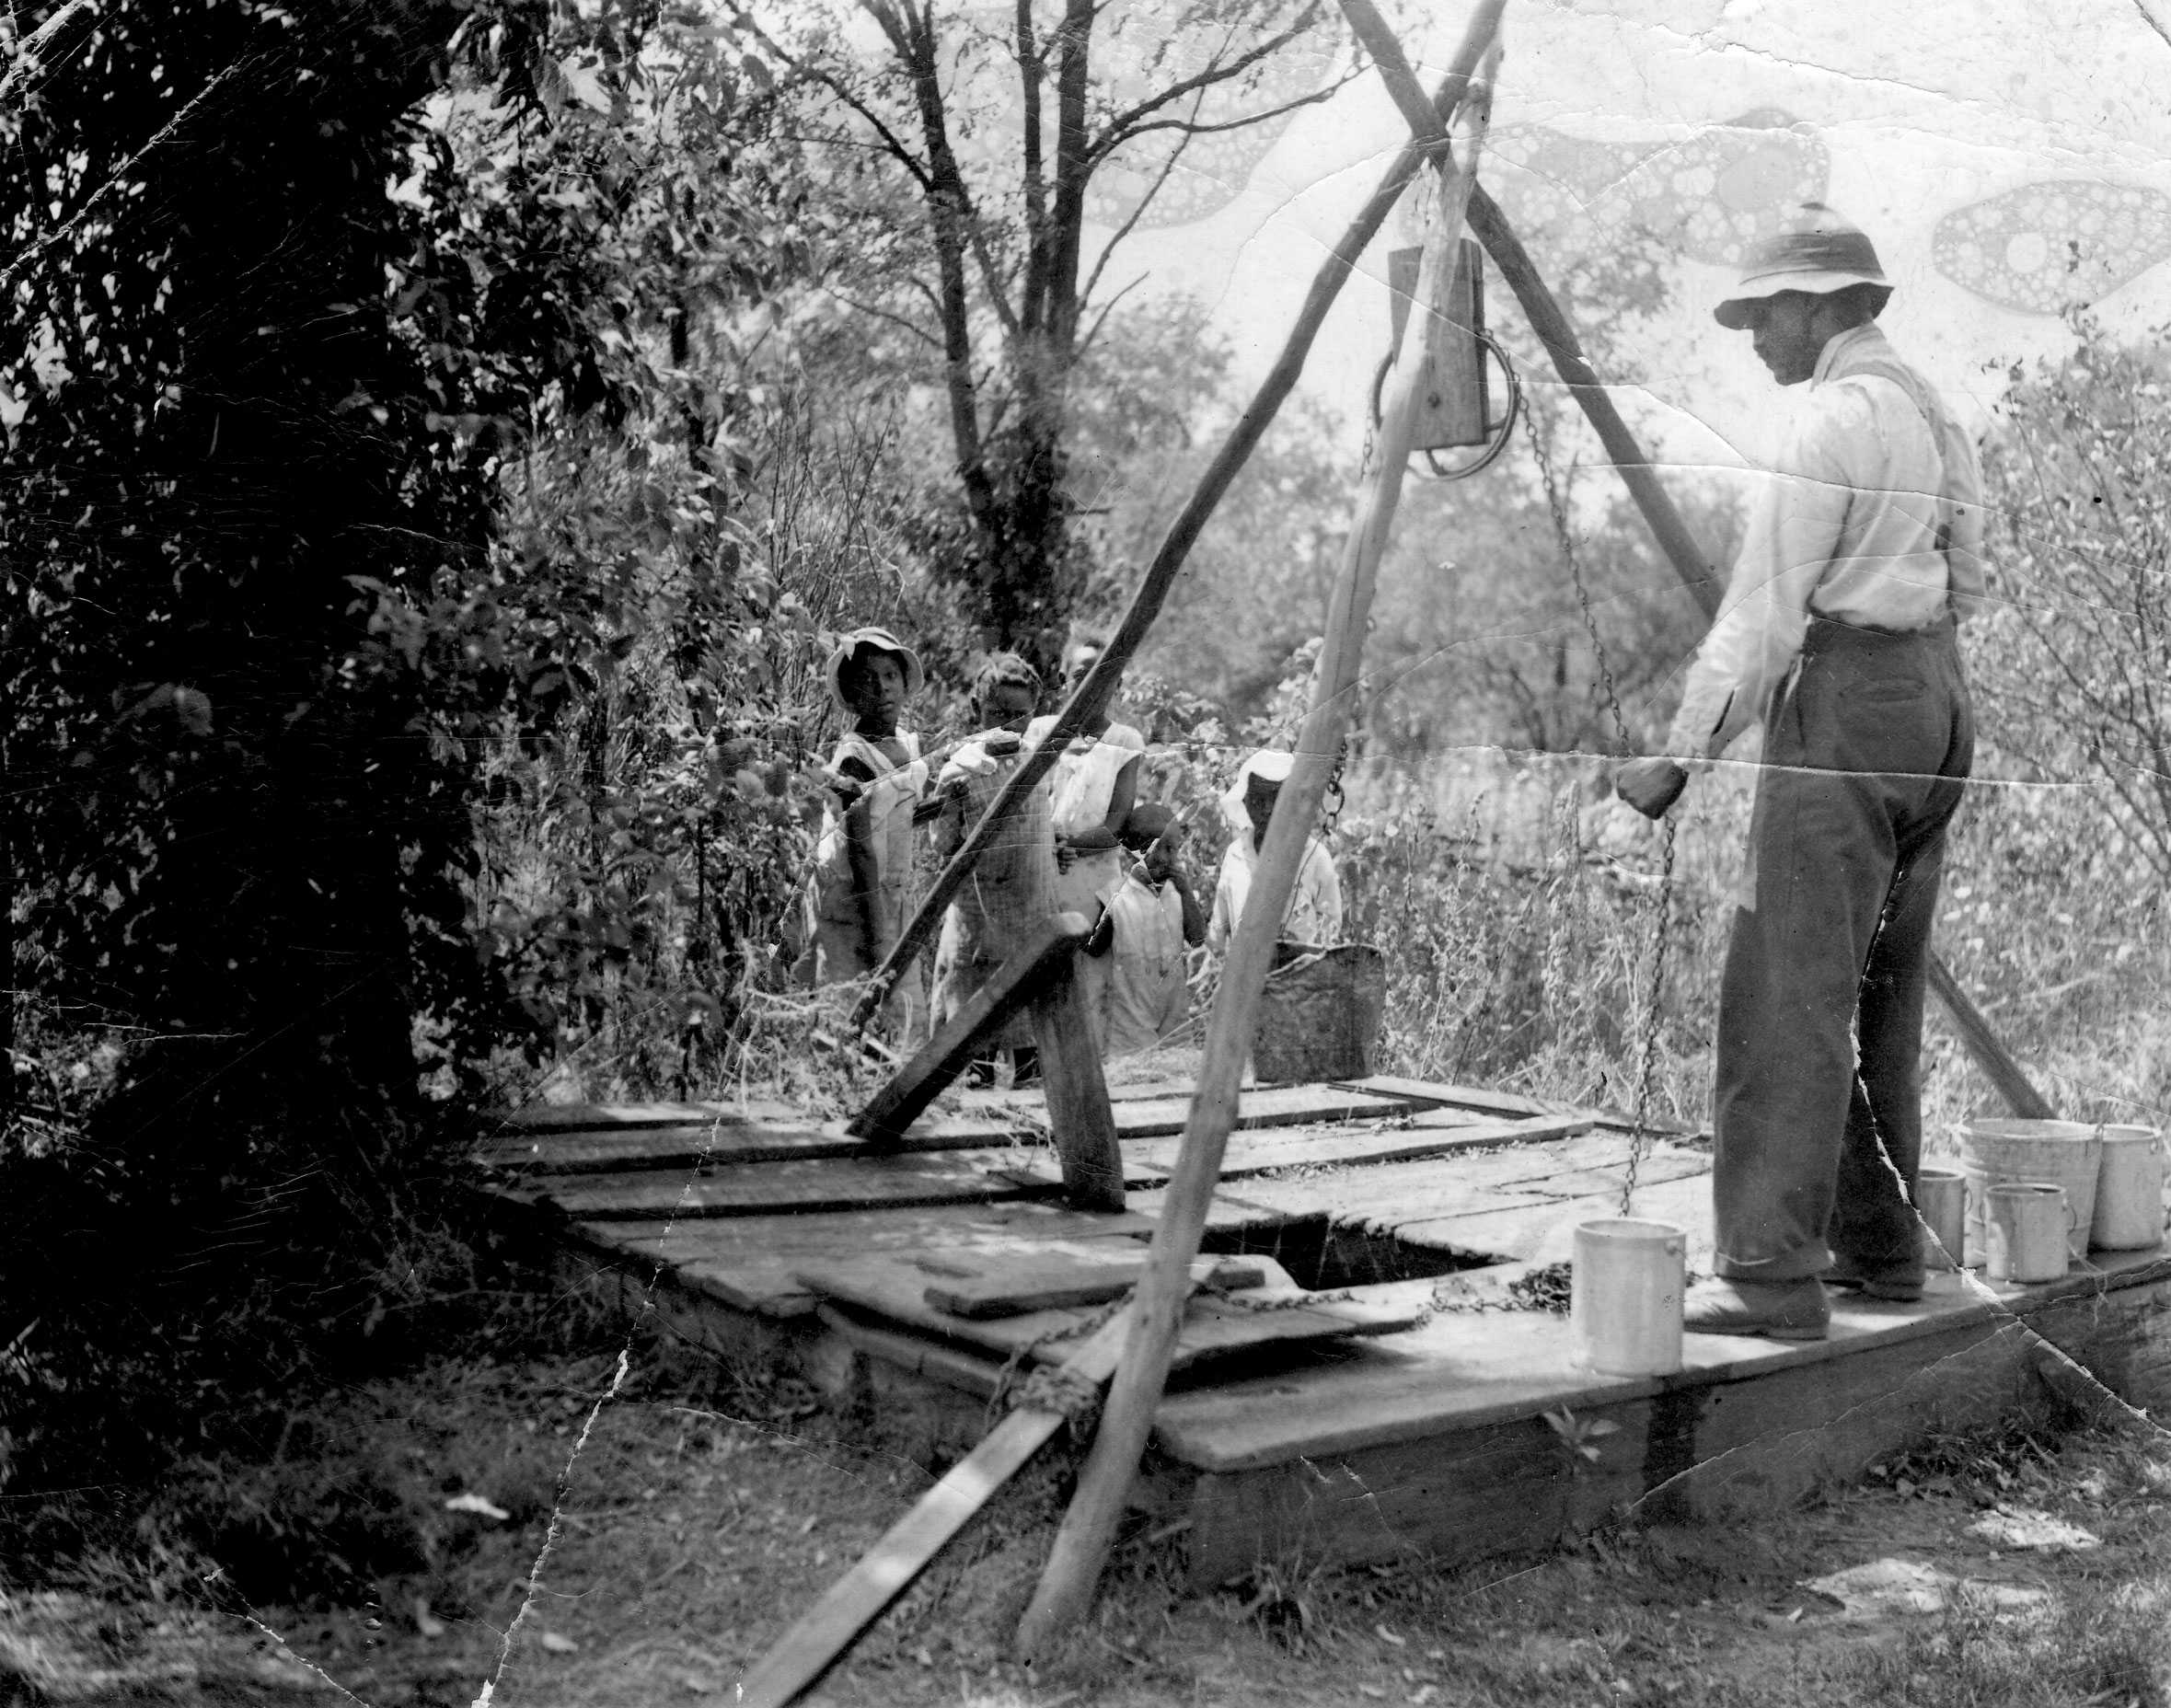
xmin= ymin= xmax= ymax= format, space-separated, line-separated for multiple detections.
xmin=1092 ymin=0 xmax=2171 ymax=479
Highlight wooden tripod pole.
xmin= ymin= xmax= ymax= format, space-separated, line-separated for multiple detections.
xmin=1343 ymin=0 xmax=2054 ymax=1119
xmin=1010 ymin=13 xmax=1507 ymax=1662
xmin=844 ymin=27 xmax=1491 ymax=1037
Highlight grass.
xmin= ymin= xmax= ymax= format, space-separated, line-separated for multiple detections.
xmin=20 ymin=1312 xmax=2165 ymax=1706
xmin=1339 ymin=748 xmax=2171 ymax=1147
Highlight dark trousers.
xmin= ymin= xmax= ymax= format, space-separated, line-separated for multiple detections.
xmin=1712 ymin=616 xmax=1974 ymax=1283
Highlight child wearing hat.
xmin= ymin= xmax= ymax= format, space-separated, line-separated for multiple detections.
xmin=1206 ymin=749 xmax=1342 ymax=956
xmin=803 ymin=627 xmax=930 ymax=1038
xmin=1083 ymin=802 xmax=1206 ymax=1057
xmin=928 ymin=653 xmax=1057 ymax=1086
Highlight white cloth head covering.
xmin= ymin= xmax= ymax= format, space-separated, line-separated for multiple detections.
xmin=1221 ymin=747 xmax=1295 ymax=835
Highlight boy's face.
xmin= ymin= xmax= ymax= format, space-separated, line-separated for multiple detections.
xmin=1243 ymin=776 xmax=1279 ymax=846
xmin=1139 ymin=822 xmax=1183 ymax=881
xmin=1062 ymin=643 xmax=1103 ymax=697
xmin=847 ymin=651 xmax=907 ymax=733
xmin=982 ymin=680 xmax=1036 ymax=732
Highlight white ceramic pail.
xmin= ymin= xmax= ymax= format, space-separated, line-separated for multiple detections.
xmin=1571 ymin=1218 xmax=1686 ymax=1377
xmin=2091 ymin=1125 xmax=2165 ymax=1252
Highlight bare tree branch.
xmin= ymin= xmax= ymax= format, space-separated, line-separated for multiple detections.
xmin=1092 ymin=78 xmax=1348 ymax=160
xmin=730 ymin=6 xmax=935 ymax=191
xmin=821 ymin=284 xmax=944 ymax=351
xmin=1075 ymin=269 xmax=1147 ymax=361
xmin=1090 ymin=6 xmax=1326 ymax=158
xmin=1079 ymin=87 xmax=1204 ymax=306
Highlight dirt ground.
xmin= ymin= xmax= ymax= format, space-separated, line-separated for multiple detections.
xmin=8 ymin=1329 xmax=2170 ymax=1708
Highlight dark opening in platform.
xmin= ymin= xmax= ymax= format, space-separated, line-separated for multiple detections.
xmin=1202 ymin=1215 xmax=1498 ymax=1290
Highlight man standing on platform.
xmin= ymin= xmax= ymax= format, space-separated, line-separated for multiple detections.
xmin=1615 ymin=204 xmax=1986 ymax=1341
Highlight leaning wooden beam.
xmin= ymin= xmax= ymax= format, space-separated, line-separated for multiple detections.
xmin=1925 ymin=958 xmax=2056 ymax=1120
xmin=1339 ymin=5 xmax=2057 ymax=1123
xmin=1011 ymin=8 xmax=1508 ymax=1661
xmin=846 ymin=30 xmax=1499 ymax=1036
xmin=848 ymin=912 xmax=1088 ymax=1145
xmin=733 ymin=1303 xmax=1140 ymax=1708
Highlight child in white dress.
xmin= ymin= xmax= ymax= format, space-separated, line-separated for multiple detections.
xmin=1084 ymin=803 xmax=1206 ymax=1056
xmin=803 ymin=627 xmax=929 ymax=1039
xmin=1206 ymin=748 xmax=1342 ymax=956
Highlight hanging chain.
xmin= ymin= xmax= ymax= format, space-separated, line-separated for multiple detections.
xmin=1524 ymin=407 xmax=1677 ymax=1212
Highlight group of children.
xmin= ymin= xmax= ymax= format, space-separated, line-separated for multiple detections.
xmin=799 ymin=624 xmax=1343 ymax=1077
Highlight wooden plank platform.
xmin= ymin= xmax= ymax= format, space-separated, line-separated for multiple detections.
xmin=1163 ymin=1251 xmax=2171 ymax=1586
xmin=480 ymin=1071 xmax=2171 ymax=1593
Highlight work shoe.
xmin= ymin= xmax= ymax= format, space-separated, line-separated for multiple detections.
xmin=1821 ymin=1257 xmax=1924 ymax=1302
xmin=1681 ymin=1276 xmax=1830 ymax=1341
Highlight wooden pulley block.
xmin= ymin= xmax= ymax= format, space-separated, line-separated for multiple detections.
xmin=1383 ymin=237 xmax=1492 ymax=450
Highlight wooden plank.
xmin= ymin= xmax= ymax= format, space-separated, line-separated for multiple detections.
xmin=1222 ymin=1136 xmax=1710 ymax=1241
xmin=1523 ymin=1151 xmax=1711 ymax=1201
xmin=849 ymin=915 xmax=1087 ymax=1143
xmin=814 ymin=1303 xmax=1010 ymax=1401
xmin=1334 ymin=1075 xmax=1561 ymax=1121
xmin=1122 ymin=1114 xmax=1592 ymax=1181
xmin=476 ymin=1114 xmax=1022 ymax=1176
xmin=570 ymin=1203 xmax=1161 ymax=1319
xmin=1397 ymin=1166 xmax=1715 ymax=1265
xmin=1100 ymin=1084 xmax=1421 ymax=1139
xmin=922 ymin=1251 xmax=1269 ymax=1319
xmin=793 ymin=1257 xmax=1424 ymax=1372
xmin=1028 ymin=948 xmax=1126 ymax=1211
xmin=532 ymin=1154 xmax=1055 ymax=1221
xmin=1184 ymin=1401 xmax=1645 ymax=1590
xmin=490 ymin=1099 xmax=799 ymax=1134
xmin=734 ymin=1306 xmax=1141 ymax=1708
xmin=1339 ymin=1074 xmax=1700 ymax=1137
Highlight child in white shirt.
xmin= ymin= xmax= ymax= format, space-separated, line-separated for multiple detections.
xmin=1206 ymin=748 xmax=1341 ymax=955
xmin=1085 ymin=803 xmax=1206 ymax=1056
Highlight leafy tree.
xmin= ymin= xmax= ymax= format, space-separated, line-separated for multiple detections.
xmin=1973 ymin=323 xmax=2171 ymax=883
xmin=0 ymin=0 xmax=821 ymax=1541
xmin=742 ymin=0 xmax=1355 ymax=664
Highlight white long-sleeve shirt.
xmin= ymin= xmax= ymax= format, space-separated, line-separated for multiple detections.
xmin=1207 ymin=835 xmax=1341 ymax=954
xmin=1666 ymin=323 xmax=1986 ymax=760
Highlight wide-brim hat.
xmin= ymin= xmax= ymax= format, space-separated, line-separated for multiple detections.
xmin=1221 ymin=747 xmax=1297 ymax=833
xmin=1715 ymin=203 xmax=1891 ymax=329
xmin=825 ymin=625 xmax=924 ymax=709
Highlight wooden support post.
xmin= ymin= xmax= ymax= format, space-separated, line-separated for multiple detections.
xmin=846 ymin=38 xmax=1504 ymax=1038
xmin=1339 ymin=6 xmax=2060 ymax=1124
xmin=1028 ymin=953 xmax=1126 ymax=1214
xmin=847 ymin=913 xmax=1091 ymax=1144
xmin=1010 ymin=6 xmax=1507 ymax=1661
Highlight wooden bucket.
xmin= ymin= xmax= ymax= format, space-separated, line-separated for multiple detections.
xmin=1252 ymin=943 xmax=1386 ymax=1085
